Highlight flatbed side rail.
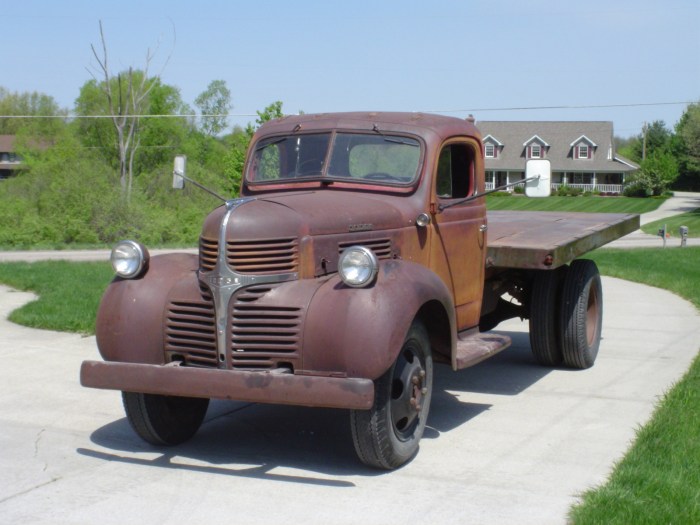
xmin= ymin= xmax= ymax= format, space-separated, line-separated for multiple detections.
xmin=485 ymin=211 xmax=640 ymax=270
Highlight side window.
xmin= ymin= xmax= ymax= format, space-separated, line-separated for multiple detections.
xmin=436 ymin=143 xmax=474 ymax=199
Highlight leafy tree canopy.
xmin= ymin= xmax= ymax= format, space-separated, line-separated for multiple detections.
xmin=195 ymin=79 xmax=231 ymax=136
xmin=74 ymin=72 xmax=192 ymax=174
xmin=0 ymin=87 xmax=67 ymax=137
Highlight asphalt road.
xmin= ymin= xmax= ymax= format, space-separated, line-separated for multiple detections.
xmin=1 ymin=276 xmax=699 ymax=524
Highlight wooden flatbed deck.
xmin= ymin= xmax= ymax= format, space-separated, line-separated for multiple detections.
xmin=486 ymin=211 xmax=640 ymax=270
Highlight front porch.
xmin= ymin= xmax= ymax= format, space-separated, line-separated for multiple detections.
xmin=485 ymin=170 xmax=624 ymax=194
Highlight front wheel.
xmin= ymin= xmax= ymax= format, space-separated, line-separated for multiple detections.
xmin=350 ymin=321 xmax=433 ymax=469
xmin=122 ymin=392 xmax=209 ymax=446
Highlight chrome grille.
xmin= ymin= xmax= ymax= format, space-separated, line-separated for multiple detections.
xmin=199 ymin=236 xmax=218 ymax=271
xmin=338 ymin=238 xmax=392 ymax=259
xmin=231 ymin=285 xmax=301 ymax=370
xmin=227 ymin=237 xmax=299 ymax=274
xmin=165 ymin=284 xmax=301 ymax=370
xmin=198 ymin=236 xmax=299 ymax=274
xmin=165 ymin=298 xmax=217 ymax=367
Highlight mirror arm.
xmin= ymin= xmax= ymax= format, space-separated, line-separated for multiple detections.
xmin=174 ymin=171 xmax=228 ymax=204
xmin=438 ymin=176 xmax=540 ymax=211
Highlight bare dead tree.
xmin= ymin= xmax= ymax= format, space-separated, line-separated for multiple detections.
xmin=89 ymin=21 xmax=159 ymax=201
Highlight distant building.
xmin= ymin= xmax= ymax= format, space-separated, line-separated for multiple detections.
xmin=0 ymin=135 xmax=23 ymax=180
xmin=476 ymin=121 xmax=638 ymax=194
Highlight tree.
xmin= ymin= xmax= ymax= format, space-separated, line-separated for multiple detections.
xmin=631 ymin=120 xmax=672 ymax=162
xmin=86 ymin=21 xmax=162 ymax=200
xmin=626 ymin=151 xmax=679 ymax=196
xmin=194 ymin=80 xmax=231 ymax=136
xmin=0 ymin=87 xmax=67 ymax=137
xmin=674 ymin=102 xmax=700 ymax=189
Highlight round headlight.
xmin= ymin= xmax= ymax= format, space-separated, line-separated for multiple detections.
xmin=338 ymin=246 xmax=379 ymax=288
xmin=111 ymin=240 xmax=149 ymax=279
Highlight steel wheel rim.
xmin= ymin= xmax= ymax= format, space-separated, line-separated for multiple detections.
xmin=390 ymin=342 xmax=427 ymax=441
xmin=586 ymin=281 xmax=600 ymax=346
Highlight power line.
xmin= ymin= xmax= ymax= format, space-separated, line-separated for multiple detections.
xmin=424 ymin=101 xmax=694 ymax=114
xmin=0 ymin=113 xmax=257 ymax=119
xmin=0 ymin=101 xmax=694 ymax=120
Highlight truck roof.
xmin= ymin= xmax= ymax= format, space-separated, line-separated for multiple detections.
xmin=253 ymin=111 xmax=481 ymax=144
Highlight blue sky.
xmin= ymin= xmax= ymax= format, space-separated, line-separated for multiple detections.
xmin=3 ymin=0 xmax=699 ymax=137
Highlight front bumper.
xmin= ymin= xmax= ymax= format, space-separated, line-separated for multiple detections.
xmin=80 ymin=360 xmax=374 ymax=410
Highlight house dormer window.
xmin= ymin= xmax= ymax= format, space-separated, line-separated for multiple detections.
xmin=571 ymin=135 xmax=596 ymax=160
xmin=523 ymin=135 xmax=548 ymax=159
xmin=482 ymin=134 xmax=502 ymax=159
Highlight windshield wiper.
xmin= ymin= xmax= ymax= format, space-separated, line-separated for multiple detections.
xmin=383 ymin=137 xmax=418 ymax=146
xmin=255 ymin=137 xmax=287 ymax=152
xmin=372 ymin=124 xmax=418 ymax=146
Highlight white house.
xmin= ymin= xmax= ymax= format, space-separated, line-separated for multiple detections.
xmin=476 ymin=121 xmax=638 ymax=194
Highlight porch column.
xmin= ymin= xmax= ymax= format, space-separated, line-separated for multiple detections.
xmin=592 ymin=172 xmax=597 ymax=190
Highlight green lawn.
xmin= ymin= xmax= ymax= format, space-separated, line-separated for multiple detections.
xmin=0 ymin=261 xmax=113 ymax=334
xmin=642 ymin=209 xmax=700 ymax=238
xmin=571 ymin=247 xmax=700 ymax=524
xmin=485 ymin=194 xmax=666 ymax=214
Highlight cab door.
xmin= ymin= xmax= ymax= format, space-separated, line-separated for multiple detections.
xmin=429 ymin=139 xmax=487 ymax=330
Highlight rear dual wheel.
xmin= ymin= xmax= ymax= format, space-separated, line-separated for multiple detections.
xmin=529 ymin=259 xmax=602 ymax=370
xmin=350 ymin=321 xmax=433 ymax=470
xmin=560 ymin=259 xmax=603 ymax=369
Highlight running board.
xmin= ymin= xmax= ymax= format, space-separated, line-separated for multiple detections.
xmin=452 ymin=331 xmax=512 ymax=370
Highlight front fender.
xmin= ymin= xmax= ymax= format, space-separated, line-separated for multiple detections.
xmin=302 ymin=259 xmax=456 ymax=380
xmin=96 ymin=253 xmax=198 ymax=364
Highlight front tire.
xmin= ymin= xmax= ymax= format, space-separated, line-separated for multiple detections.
xmin=350 ymin=321 xmax=433 ymax=470
xmin=122 ymin=392 xmax=209 ymax=446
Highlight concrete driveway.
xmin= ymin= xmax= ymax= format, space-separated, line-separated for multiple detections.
xmin=1 ymin=276 xmax=698 ymax=524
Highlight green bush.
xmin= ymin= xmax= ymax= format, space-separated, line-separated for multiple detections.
xmin=623 ymin=182 xmax=651 ymax=198
xmin=0 ymin=142 xmax=231 ymax=248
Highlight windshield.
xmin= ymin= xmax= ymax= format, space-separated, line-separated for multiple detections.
xmin=247 ymin=132 xmax=421 ymax=186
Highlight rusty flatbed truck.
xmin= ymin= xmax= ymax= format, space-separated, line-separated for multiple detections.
xmin=80 ymin=112 xmax=638 ymax=469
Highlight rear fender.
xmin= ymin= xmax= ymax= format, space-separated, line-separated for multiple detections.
xmin=302 ymin=259 xmax=456 ymax=380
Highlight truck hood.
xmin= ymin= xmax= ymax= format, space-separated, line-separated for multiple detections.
xmin=202 ymin=191 xmax=412 ymax=241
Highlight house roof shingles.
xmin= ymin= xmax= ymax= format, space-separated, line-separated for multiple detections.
xmin=477 ymin=121 xmax=638 ymax=173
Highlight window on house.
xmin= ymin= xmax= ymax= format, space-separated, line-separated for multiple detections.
xmin=530 ymin=144 xmax=541 ymax=158
xmin=485 ymin=143 xmax=495 ymax=158
xmin=572 ymin=173 xmax=593 ymax=184
xmin=436 ymin=143 xmax=474 ymax=199
xmin=577 ymin=145 xmax=589 ymax=159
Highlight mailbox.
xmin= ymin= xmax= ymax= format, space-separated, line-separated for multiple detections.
xmin=680 ymin=225 xmax=689 ymax=247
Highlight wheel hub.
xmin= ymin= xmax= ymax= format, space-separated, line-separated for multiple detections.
xmin=391 ymin=347 xmax=428 ymax=437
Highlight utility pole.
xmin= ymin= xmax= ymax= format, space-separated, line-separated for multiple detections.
xmin=642 ymin=121 xmax=648 ymax=160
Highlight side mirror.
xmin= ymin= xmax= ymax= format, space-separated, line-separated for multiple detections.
xmin=524 ymin=159 xmax=551 ymax=198
xmin=173 ymin=155 xmax=187 ymax=189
